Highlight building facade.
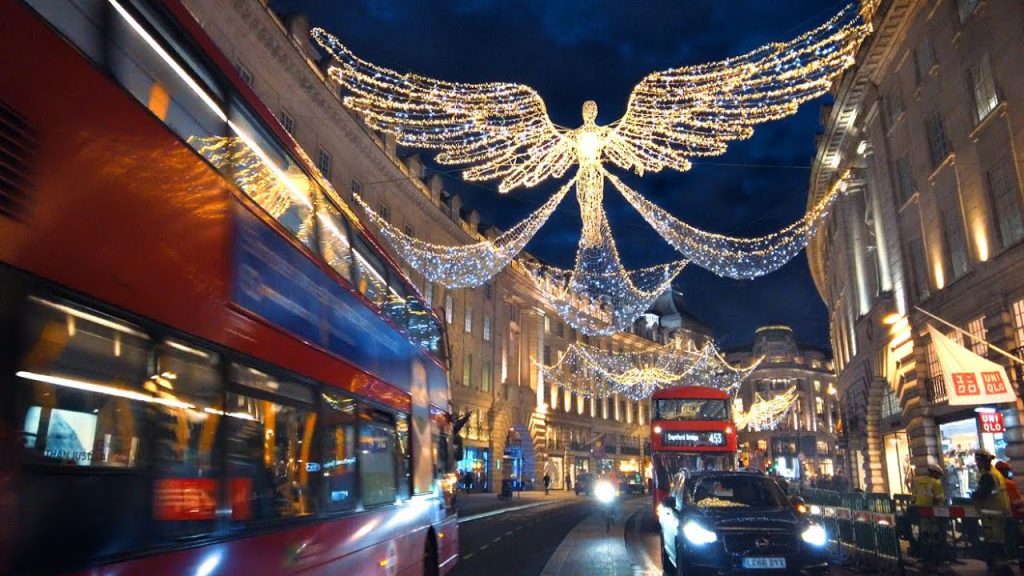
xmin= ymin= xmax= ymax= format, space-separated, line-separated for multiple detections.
xmin=183 ymin=0 xmax=713 ymax=492
xmin=727 ymin=327 xmax=841 ymax=485
xmin=807 ymin=0 xmax=1024 ymax=496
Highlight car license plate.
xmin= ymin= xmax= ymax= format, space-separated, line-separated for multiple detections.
xmin=741 ymin=557 xmax=786 ymax=569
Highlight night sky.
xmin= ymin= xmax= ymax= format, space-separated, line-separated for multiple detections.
xmin=273 ymin=0 xmax=846 ymax=350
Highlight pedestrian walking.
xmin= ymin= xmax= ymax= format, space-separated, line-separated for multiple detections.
xmin=543 ymin=473 xmax=551 ymax=495
xmin=565 ymin=473 xmax=572 ymax=491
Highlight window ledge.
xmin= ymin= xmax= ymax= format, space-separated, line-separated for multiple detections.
xmin=927 ymin=153 xmax=956 ymax=182
xmin=969 ymin=101 xmax=1007 ymax=141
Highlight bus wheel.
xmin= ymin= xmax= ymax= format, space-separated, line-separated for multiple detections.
xmin=424 ymin=534 xmax=439 ymax=576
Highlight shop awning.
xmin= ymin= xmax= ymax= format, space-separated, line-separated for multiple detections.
xmin=928 ymin=324 xmax=1017 ymax=406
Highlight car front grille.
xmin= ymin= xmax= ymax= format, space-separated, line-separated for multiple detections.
xmin=721 ymin=531 xmax=798 ymax=556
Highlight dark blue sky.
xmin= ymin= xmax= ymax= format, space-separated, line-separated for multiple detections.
xmin=274 ymin=0 xmax=845 ymax=350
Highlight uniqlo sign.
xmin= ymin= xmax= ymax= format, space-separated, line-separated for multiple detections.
xmin=978 ymin=412 xmax=1005 ymax=434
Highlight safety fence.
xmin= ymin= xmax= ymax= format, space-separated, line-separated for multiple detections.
xmin=796 ymin=488 xmax=1024 ymax=573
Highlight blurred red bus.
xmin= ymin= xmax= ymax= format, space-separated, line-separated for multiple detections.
xmin=0 ymin=0 xmax=459 ymax=574
xmin=650 ymin=386 xmax=737 ymax=511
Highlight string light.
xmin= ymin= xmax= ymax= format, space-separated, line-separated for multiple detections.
xmin=352 ymin=178 xmax=573 ymax=288
xmin=540 ymin=340 xmax=761 ymax=400
xmin=607 ymin=170 xmax=849 ymax=279
xmin=310 ymin=6 xmax=868 ymax=327
xmin=733 ymin=386 xmax=799 ymax=431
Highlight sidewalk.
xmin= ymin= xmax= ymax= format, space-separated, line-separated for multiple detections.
xmin=539 ymin=498 xmax=646 ymax=576
xmin=899 ymin=558 xmax=1023 ymax=576
xmin=455 ymin=488 xmax=578 ymax=522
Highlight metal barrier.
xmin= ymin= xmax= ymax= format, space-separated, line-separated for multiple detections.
xmin=799 ymin=489 xmax=903 ymax=575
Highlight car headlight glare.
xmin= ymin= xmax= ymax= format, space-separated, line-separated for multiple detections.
xmin=594 ymin=480 xmax=616 ymax=503
xmin=801 ymin=524 xmax=828 ymax=547
xmin=682 ymin=520 xmax=718 ymax=545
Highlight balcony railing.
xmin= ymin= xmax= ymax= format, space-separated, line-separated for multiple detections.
xmin=926 ymin=375 xmax=948 ymax=404
xmin=1014 ymin=347 xmax=1024 ymax=387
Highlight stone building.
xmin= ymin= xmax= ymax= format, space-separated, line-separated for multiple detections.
xmin=183 ymin=0 xmax=712 ymax=491
xmin=726 ymin=327 xmax=841 ymax=485
xmin=807 ymin=0 xmax=1024 ymax=495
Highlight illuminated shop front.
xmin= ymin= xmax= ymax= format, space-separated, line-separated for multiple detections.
xmin=939 ymin=411 xmax=1007 ymax=499
xmin=883 ymin=431 xmax=911 ymax=496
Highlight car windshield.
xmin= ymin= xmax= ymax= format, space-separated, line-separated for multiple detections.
xmin=685 ymin=475 xmax=787 ymax=509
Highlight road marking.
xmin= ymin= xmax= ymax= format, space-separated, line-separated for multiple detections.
xmin=480 ymin=544 xmax=490 ymax=550
xmin=462 ymin=553 xmax=474 ymax=560
xmin=492 ymin=537 xmax=502 ymax=543
xmin=457 ymin=500 xmax=555 ymax=524
xmin=505 ymin=531 xmax=514 ymax=536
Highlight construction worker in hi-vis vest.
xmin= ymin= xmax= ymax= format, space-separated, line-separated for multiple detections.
xmin=912 ymin=463 xmax=946 ymax=548
xmin=972 ymin=449 xmax=1012 ymax=575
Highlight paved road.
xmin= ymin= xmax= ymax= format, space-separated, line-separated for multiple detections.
xmin=451 ymin=495 xmax=595 ymax=576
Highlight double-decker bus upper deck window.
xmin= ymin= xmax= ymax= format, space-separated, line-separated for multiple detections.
xmin=150 ymin=340 xmax=222 ymax=538
xmin=319 ymin=390 xmax=358 ymax=513
xmin=316 ymin=193 xmax=355 ymax=282
xmin=408 ymin=297 xmax=442 ymax=356
xmin=107 ymin=2 xmax=227 ymax=146
xmin=655 ymin=398 xmax=730 ymax=421
xmin=25 ymin=0 xmax=105 ymax=62
xmin=360 ymin=407 xmax=400 ymax=507
xmin=225 ymin=364 xmax=316 ymax=522
xmin=351 ymin=232 xmax=390 ymax=306
xmin=223 ymin=101 xmax=315 ymax=247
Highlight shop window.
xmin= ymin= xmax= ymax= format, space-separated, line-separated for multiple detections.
xmin=756 ymin=440 xmax=768 ymax=452
xmin=319 ymin=390 xmax=358 ymax=513
xmin=225 ymin=367 xmax=315 ymax=523
xmin=359 ymin=408 xmax=399 ymax=507
xmin=939 ymin=417 xmax=1007 ymax=499
xmin=816 ymin=441 xmax=829 ymax=455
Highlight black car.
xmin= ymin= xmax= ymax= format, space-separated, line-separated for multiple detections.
xmin=575 ymin=472 xmax=595 ymax=495
xmin=658 ymin=471 xmax=828 ymax=576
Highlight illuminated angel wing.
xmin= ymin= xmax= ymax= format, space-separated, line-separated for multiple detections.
xmin=606 ymin=4 xmax=868 ymax=175
xmin=312 ymin=29 xmax=573 ymax=192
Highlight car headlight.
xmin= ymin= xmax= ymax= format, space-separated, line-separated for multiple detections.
xmin=682 ymin=520 xmax=718 ymax=545
xmin=594 ymin=480 xmax=616 ymax=503
xmin=801 ymin=524 xmax=827 ymax=547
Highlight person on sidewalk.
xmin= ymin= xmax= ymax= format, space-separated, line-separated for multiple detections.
xmin=972 ymin=449 xmax=1012 ymax=576
xmin=910 ymin=463 xmax=946 ymax=563
xmin=565 ymin=473 xmax=572 ymax=492
xmin=543 ymin=473 xmax=551 ymax=495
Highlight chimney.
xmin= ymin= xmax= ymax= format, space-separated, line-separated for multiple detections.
xmin=448 ymin=194 xmax=463 ymax=220
xmin=428 ymin=174 xmax=444 ymax=204
xmin=405 ymin=154 xmax=425 ymax=179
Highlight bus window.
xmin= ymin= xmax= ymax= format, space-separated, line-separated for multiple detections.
xmin=316 ymin=193 xmax=355 ymax=282
xmin=225 ymin=102 xmax=315 ymax=247
xmin=395 ymin=412 xmax=411 ymax=499
xmin=24 ymin=0 xmax=105 ymax=63
xmin=319 ymin=390 xmax=358 ymax=513
xmin=14 ymin=297 xmax=152 ymax=569
xmin=654 ymin=398 xmax=730 ymax=421
xmin=224 ymin=373 xmax=315 ymax=523
xmin=351 ymin=232 xmax=390 ymax=306
xmin=407 ymin=298 xmax=442 ymax=356
xmin=360 ymin=407 xmax=399 ymax=507
xmin=107 ymin=1 xmax=226 ymax=144
xmin=18 ymin=297 xmax=150 ymax=468
xmin=150 ymin=340 xmax=222 ymax=538
xmin=381 ymin=273 xmax=410 ymax=331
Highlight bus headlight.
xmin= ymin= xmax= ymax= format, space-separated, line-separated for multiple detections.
xmin=595 ymin=480 xmax=616 ymax=503
xmin=682 ymin=520 xmax=717 ymax=545
xmin=801 ymin=524 xmax=827 ymax=547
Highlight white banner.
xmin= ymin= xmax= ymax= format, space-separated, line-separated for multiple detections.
xmin=927 ymin=325 xmax=1017 ymax=406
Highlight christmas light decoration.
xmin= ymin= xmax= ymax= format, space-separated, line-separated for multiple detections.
xmin=523 ymin=209 xmax=686 ymax=335
xmin=607 ymin=171 xmax=849 ymax=279
xmin=540 ymin=340 xmax=761 ymax=400
xmin=352 ymin=177 xmax=574 ymax=288
xmin=733 ymin=386 xmax=798 ymax=432
xmin=310 ymin=6 xmax=869 ymax=327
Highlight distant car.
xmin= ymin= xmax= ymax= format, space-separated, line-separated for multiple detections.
xmin=575 ymin=473 xmax=595 ymax=496
xmin=658 ymin=471 xmax=829 ymax=576
xmin=621 ymin=472 xmax=645 ymax=495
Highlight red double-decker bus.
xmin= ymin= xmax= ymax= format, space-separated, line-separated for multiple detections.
xmin=0 ymin=1 xmax=459 ymax=574
xmin=650 ymin=386 xmax=737 ymax=511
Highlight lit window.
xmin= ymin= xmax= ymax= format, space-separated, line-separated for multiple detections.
xmin=445 ymin=295 xmax=453 ymax=324
xmin=423 ymin=282 xmax=433 ymax=306
xmin=969 ymin=55 xmax=1000 ymax=124
xmin=482 ymin=360 xmax=492 ymax=392
xmin=463 ymin=353 xmax=472 ymax=387
xmin=464 ymin=305 xmax=473 ymax=334
xmin=987 ymin=161 xmax=1024 ymax=250
xmin=483 ymin=315 xmax=492 ymax=342
xmin=544 ymin=315 xmax=551 ymax=333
